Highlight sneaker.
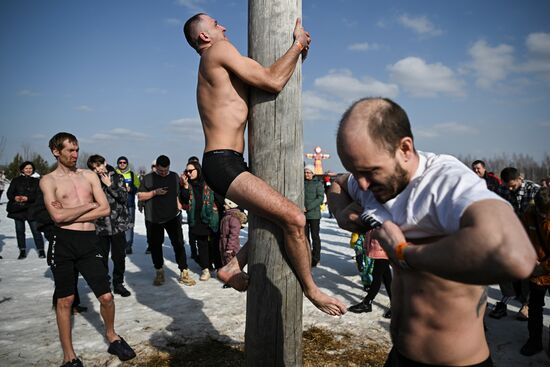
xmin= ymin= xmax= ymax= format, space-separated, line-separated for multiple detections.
xmin=488 ymin=302 xmax=507 ymax=319
xmin=179 ymin=269 xmax=196 ymax=286
xmin=520 ymin=339 xmax=543 ymax=356
xmin=200 ymin=268 xmax=211 ymax=281
xmin=516 ymin=304 xmax=528 ymax=321
xmin=17 ymin=249 xmax=26 ymax=260
xmin=348 ymin=300 xmax=372 ymax=314
xmin=125 ymin=246 xmax=133 ymax=255
xmin=60 ymin=358 xmax=84 ymax=367
xmin=383 ymin=309 xmax=392 ymax=319
xmin=107 ymin=336 xmax=136 ymax=361
xmin=222 ymin=283 xmax=232 ymax=289
xmin=38 ymin=250 xmax=46 ymax=258
xmin=153 ymin=268 xmax=165 ymax=286
xmin=113 ymin=284 xmax=131 ymax=297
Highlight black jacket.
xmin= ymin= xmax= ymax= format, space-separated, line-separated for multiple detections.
xmin=6 ymin=175 xmax=40 ymax=221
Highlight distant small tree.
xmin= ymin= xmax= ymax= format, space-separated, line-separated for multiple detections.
xmin=5 ymin=152 xmax=54 ymax=179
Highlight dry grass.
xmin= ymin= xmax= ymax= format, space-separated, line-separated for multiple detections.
xmin=130 ymin=326 xmax=388 ymax=367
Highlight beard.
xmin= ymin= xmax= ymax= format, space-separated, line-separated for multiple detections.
xmin=370 ymin=161 xmax=409 ymax=203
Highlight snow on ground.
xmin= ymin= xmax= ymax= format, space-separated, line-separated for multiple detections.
xmin=0 ymin=196 xmax=548 ymax=366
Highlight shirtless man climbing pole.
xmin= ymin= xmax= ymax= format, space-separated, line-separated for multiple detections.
xmin=183 ymin=13 xmax=346 ymax=316
xmin=40 ymin=132 xmax=135 ymax=367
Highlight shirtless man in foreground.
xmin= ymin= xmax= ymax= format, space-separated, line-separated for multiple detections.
xmin=328 ymin=98 xmax=537 ymax=366
xmin=40 ymin=132 xmax=135 ymax=367
xmin=183 ymin=13 xmax=346 ymax=316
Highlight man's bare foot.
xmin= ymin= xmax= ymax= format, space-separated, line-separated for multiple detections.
xmin=306 ymin=288 xmax=347 ymax=316
xmin=217 ymin=257 xmax=249 ymax=292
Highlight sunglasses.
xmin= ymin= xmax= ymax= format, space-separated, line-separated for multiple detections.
xmin=184 ymin=168 xmax=197 ymax=174
xmin=118 ymin=161 xmax=127 ymax=164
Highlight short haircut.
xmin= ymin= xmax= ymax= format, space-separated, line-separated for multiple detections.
xmin=156 ymin=155 xmax=170 ymax=168
xmin=337 ymin=97 xmax=413 ymax=154
xmin=87 ymin=154 xmax=106 ymax=170
xmin=49 ymin=132 xmax=78 ymax=152
xmin=534 ymin=186 xmax=550 ymax=216
xmin=500 ymin=167 xmax=520 ymax=183
xmin=183 ymin=13 xmax=206 ymax=51
xmin=472 ymin=160 xmax=486 ymax=168
xmin=187 ymin=156 xmax=200 ymax=164
xmin=19 ymin=161 xmax=35 ymax=173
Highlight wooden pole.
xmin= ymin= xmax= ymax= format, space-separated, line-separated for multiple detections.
xmin=246 ymin=0 xmax=303 ymax=366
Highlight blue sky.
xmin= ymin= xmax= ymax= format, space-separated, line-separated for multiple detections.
xmin=1 ymin=0 xmax=549 ymax=174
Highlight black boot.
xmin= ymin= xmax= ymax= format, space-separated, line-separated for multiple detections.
xmin=348 ymin=299 xmax=372 ymax=314
xmin=520 ymin=339 xmax=543 ymax=356
xmin=17 ymin=249 xmax=27 ymax=260
xmin=38 ymin=249 xmax=46 ymax=258
xmin=113 ymin=284 xmax=131 ymax=297
xmin=488 ymin=301 xmax=507 ymax=319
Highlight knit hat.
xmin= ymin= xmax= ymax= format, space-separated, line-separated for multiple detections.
xmin=117 ymin=156 xmax=129 ymax=163
xmin=304 ymin=164 xmax=315 ymax=173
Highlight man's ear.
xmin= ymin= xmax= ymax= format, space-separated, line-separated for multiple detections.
xmin=398 ymin=137 xmax=414 ymax=160
xmin=198 ymin=31 xmax=210 ymax=43
xmin=52 ymin=149 xmax=60 ymax=158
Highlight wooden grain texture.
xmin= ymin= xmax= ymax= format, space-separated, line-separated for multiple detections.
xmin=246 ymin=1 xmax=304 ymax=366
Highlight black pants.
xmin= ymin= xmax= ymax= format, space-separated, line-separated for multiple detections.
xmin=188 ymin=231 xmax=199 ymax=260
xmin=384 ymin=347 xmax=493 ymax=367
xmin=194 ymin=231 xmax=223 ymax=270
xmin=149 ymin=214 xmax=188 ymax=270
xmin=305 ymin=219 xmax=321 ymax=264
xmin=97 ymin=232 xmax=127 ymax=286
xmin=499 ymin=279 xmax=530 ymax=304
xmin=527 ymin=281 xmax=550 ymax=343
xmin=365 ymin=259 xmax=392 ymax=302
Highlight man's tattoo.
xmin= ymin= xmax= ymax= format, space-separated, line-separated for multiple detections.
xmin=476 ymin=286 xmax=488 ymax=317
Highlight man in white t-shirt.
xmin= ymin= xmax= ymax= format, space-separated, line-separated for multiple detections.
xmin=328 ymin=97 xmax=536 ymax=367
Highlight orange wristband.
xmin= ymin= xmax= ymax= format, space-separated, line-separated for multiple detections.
xmin=294 ymin=40 xmax=304 ymax=51
xmin=395 ymin=242 xmax=408 ymax=261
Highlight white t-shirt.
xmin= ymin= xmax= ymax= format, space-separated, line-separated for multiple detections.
xmin=347 ymin=151 xmax=507 ymax=239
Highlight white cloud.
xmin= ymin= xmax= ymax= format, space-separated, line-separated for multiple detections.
xmin=17 ymin=89 xmax=39 ymax=96
xmin=75 ymin=105 xmax=93 ymax=112
xmin=540 ymin=121 xmax=550 ymax=128
xmin=416 ymin=122 xmax=478 ymax=138
xmin=468 ymin=40 xmax=514 ymax=88
xmin=398 ymin=14 xmax=442 ymax=37
xmin=314 ymin=69 xmax=399 ymax=100
xmin=526 ymin=32 xmax=550 ymax=56
xmin=91 ymin=128 xmax=147 ymax=141
xmin=388 ymin=57 xmax=465 ymax=97
xmin=347 ymin=42 xmax=379 ymax=52
xmin=302 ymin=91 xmax=347 ymax=122
xmin=167 ymin=117 xmax=204 ymax=141
xmin=31 ymin=134 xmax=47 ymax=140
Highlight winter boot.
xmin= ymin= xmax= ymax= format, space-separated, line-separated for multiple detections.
xmin=153 ymin=268 xmax=165 ymax=286
xmin=179 ymin=269 xmax=196 ymax=286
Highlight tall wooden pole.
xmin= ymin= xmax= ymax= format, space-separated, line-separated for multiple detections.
xmin=246 ymin=1 xmax=303 ymax=366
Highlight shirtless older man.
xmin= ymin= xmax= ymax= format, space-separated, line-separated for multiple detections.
xmin=40 ymin=132 xmax=135 ymax=367
xmin=328 ymin=98 xmax=537 ymax=366
xmin=183 ymin=13 xmax=346 ymax=316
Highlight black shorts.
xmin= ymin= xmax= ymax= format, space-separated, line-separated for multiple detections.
xmin=202 ymin=150 xmax=249 ymax=196
xmin=50 ymin=227 xmax=110 ymax=299
xmin=384 ymin=347 xmax=493 ymax=367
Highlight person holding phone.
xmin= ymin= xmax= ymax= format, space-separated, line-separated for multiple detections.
xmin=137 ymin=155 xmax=196 ymax=286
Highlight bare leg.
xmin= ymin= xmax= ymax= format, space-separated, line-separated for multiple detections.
xmin=98 ymin=293 xmax=120 ymax=343
xmin=226 ymin=172 xmax=347 ymax=316
xmin=217 ymin=242 xmax=249 ymax=291
xmin=56 ymin=295 xmax=77 ymax=363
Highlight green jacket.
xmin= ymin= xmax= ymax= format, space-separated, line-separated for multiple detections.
xmin=304 ymin=178 xmax=324 ymax=220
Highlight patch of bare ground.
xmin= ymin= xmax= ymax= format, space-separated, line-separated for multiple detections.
xmin=127 ymin=326 xmax=389 ymax=367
